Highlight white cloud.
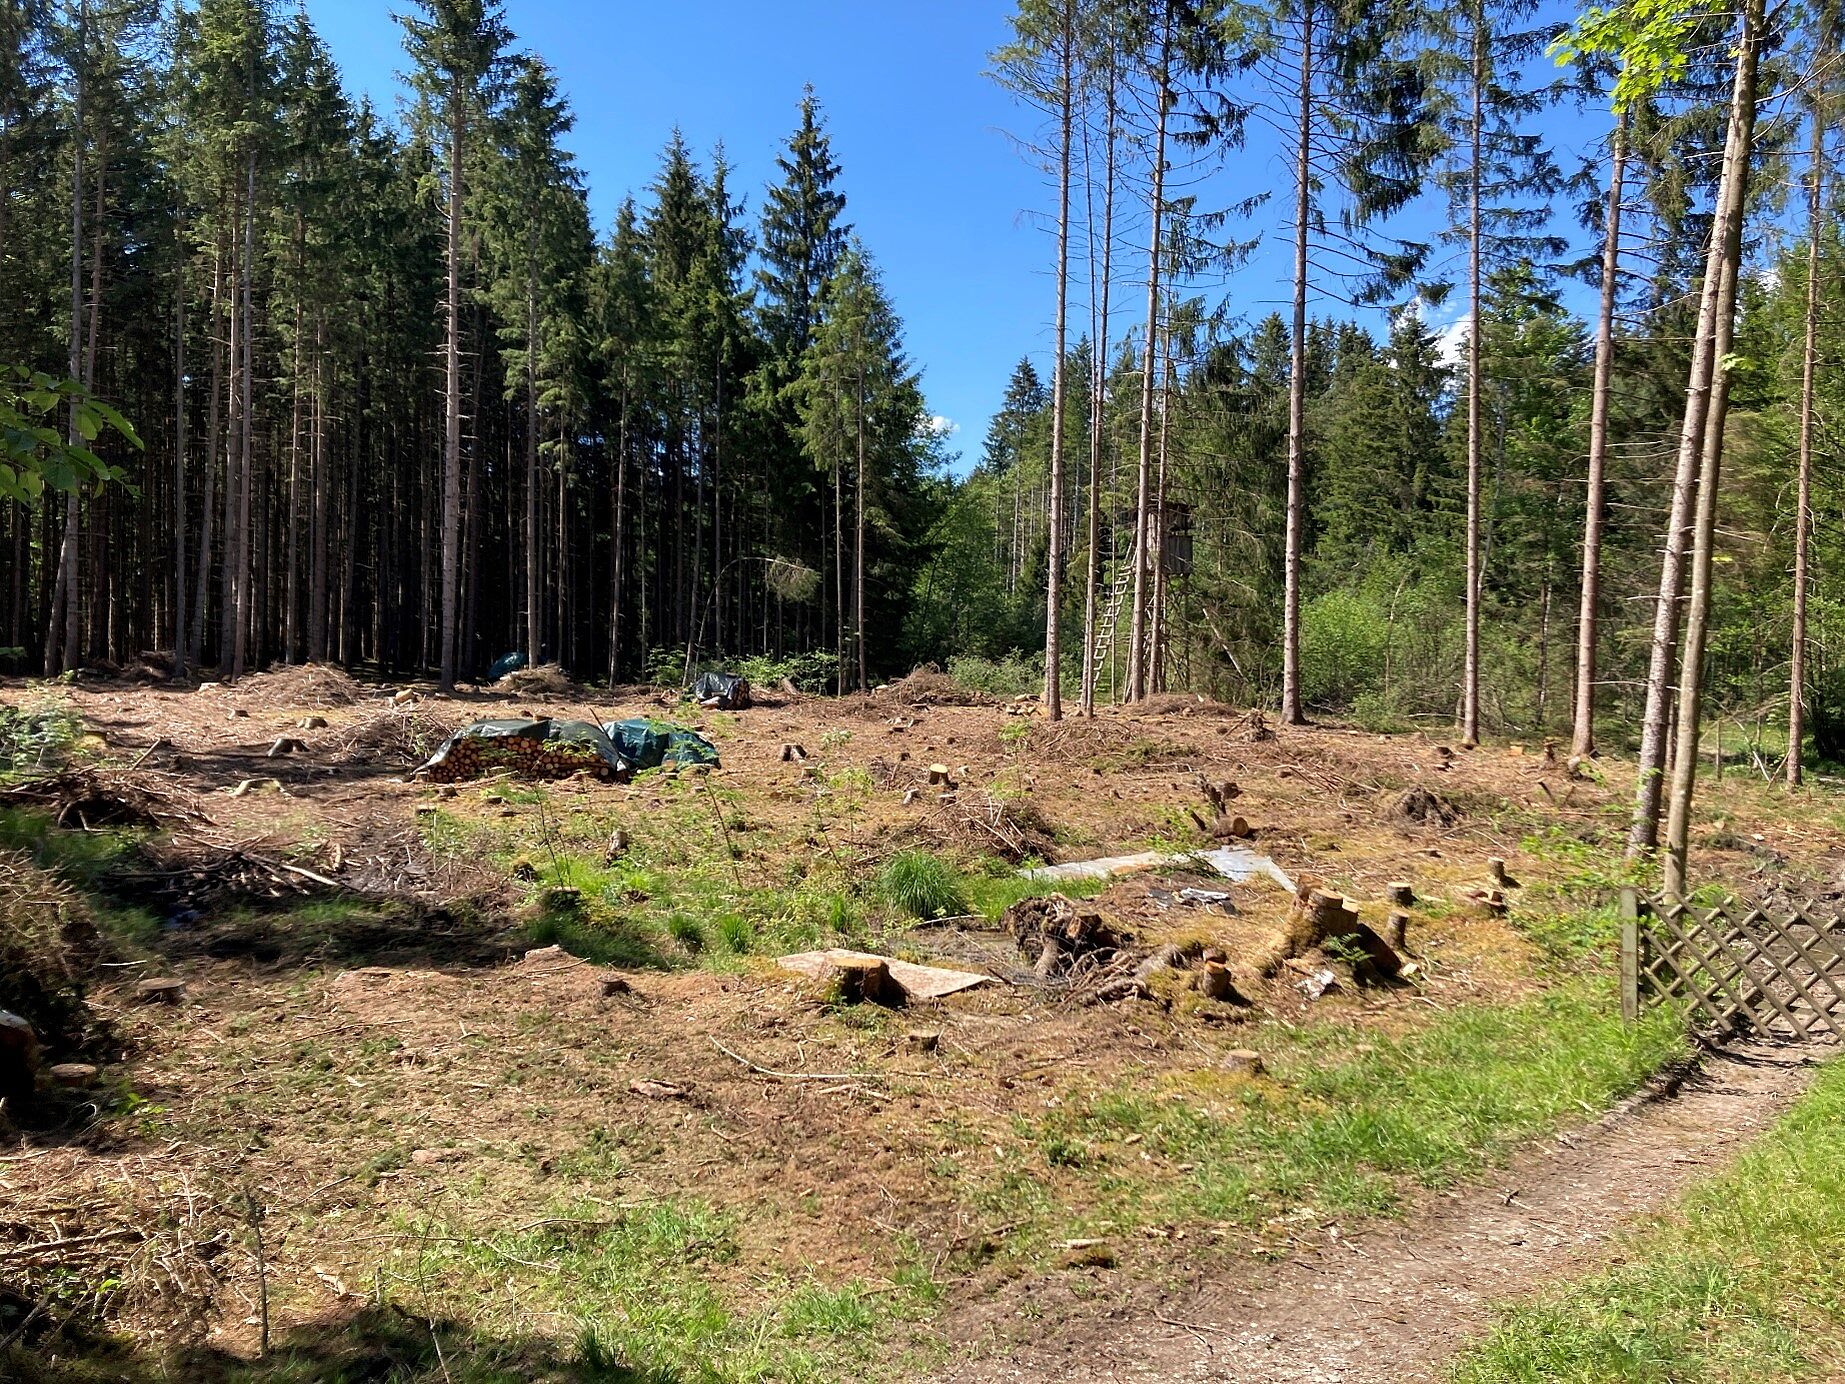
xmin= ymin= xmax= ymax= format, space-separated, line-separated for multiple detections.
xmin=927 ymin=415 xmax=959 ymax=438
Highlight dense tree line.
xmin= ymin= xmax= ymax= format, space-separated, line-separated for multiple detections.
xmin=0 ymin=0 xmax=943 ymax=692
xmin=3 ymin=0 xmax=1841 ymax=870
xmin=950 ymin=0 xmax=1841 ymax=869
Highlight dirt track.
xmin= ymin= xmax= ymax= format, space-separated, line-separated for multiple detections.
xmin=945 ymin=1041 xmax=1829 ymax=1382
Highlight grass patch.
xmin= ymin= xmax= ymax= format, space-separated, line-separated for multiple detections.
xmin=877 ymin=850 xmax=967 ymax=920
xmin=391 ymin=1198 xmax=939 ymax=1382
xmin=1450 ymin=1055 xmax=1845 ymax=1383
xmin=960 ymin=870 xmax=1111 ymax=922
xmin=960 ymin=981 xmax=1686 ymax=1261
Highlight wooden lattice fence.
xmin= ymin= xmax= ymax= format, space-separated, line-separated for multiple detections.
xmin=1621 ymin=889 xmax=1845 ymax=1042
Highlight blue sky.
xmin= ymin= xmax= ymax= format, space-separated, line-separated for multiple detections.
xmin=311 ymin=0 xmax=1055 ymax=471
xmin=309 ymin=1 xmax=1615 ymax=473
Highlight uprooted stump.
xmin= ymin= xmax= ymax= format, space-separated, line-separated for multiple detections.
xmin=1383 ymin=785 xmax=1461 ymax=830
xmin=1004 ymin=894 xmax=1125 ymax=980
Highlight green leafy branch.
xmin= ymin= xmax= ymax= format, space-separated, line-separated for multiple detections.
xmin=0 ymin=365 xmax=142 ymax=505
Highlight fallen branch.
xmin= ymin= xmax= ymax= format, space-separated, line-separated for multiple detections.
xmin=708 ymin=1037 xmax=882 ymax=1085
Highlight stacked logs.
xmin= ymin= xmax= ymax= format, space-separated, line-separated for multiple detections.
xmin=424 ymin=734 xmax=614 ymax=784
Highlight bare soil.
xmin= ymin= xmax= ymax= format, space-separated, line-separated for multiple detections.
xmin=940 ymin=1041 xmax=1829 ymax=1382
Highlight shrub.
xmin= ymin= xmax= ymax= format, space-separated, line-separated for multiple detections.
xmin=877 ymin=850 xmax=967 ymax=920
xmin=946 ymin=651 xmax=1041 ymax=698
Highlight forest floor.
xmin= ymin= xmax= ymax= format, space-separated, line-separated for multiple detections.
xmin=2 ymin=664 xmax=1843 ymax=1382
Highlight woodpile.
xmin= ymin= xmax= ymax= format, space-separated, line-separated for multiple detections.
xmin=423 ymin=731 xmax=616 ymax=783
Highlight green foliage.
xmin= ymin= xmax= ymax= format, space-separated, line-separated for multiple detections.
xmin=735 ymin=648 xmax=838 ymax=693
xmin=0 ymin=693 xmax=83 ymax=778
xmin=877 ymin=850 xmax=968 ymax=920
xmin=0 ymin=367 xmax=140 ymax=504
xmin=947 ymin=651 xmax=1042 ymax=697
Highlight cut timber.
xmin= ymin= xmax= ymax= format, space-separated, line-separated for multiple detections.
xmin=135 ymin=977 xmax=188 ymax=1005
xmin=297 ymin=715 xmax=328 ymax=730
xmin=391 ymin=689 xmax=416 ymax=707
xmin=1211 ymin=813 xmax=1253 ymax=841
xmin=1198 ymin=960 xmax=1238 ymax=1001
xmin=1344 ymin=922 xmax=1409 ymax=983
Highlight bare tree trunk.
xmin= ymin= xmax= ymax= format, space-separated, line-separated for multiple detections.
xmin=438 ymin=80 xmax=464 ymax=690
xmin=1660 ymin=0 xmax=1764 ymax=894
xmin=1460 ymin=3 xmax=1485 ymax=748
xmin=1044 ymin=0 xmax=1075 ymax=719
xmin=1788 ymin=31 xmax=1831 ymax=788
xmin=609 ymin=371 xmax=628 ymax=683
xmin=47 ymin=1 xmax=84 ymax=674
xmin=309 ymin=318 xmax=328 ymax=662
xmin=1281 ymin=1 xmax=1312 ymax=724
xmin=285 ymin=247 xmax=302 ymax=663
xmin=1082 ymin=49 xmax=1118 ymax=718
xmin=1629 ymin=28 xmax=1755 ymax=858
xmin=191 ymin=245 xmax=222 ymax=669
xmin=525 ymin=290 xmax=541 ymax=663
xmin=1149 ymin=322 xmax=1172 ymax=693
xmin=1570 ymin=112 xmax=1627 ymax=761
xmin=173 ymin=251 xmax=188 ymax=677
xmin=231 ymin=152 xmax=255 ymax=679
xmin=856 ymin=364 xmax=867 ymax=694
xmin=1127 ymin=1 xmax=1171 ymax=702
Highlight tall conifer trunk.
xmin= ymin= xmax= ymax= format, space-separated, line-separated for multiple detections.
xmin=1281 ymin=0 xmax=1313 ymax=724
xmin=1127 ymin=0 xmax=1171 ymax=702
xmin=1570 ymin=112 xmax=1627 ymax=761
xmin=439 ymin=76 xmax=464 ymax=690
xmin=1658 ymin=0 xmax=1765 ymax=890
xmin=1043 ymin=0 xmax=1074 ymax=719
xmin=1629 ymin=8 xmax=1757 ymax=857
xmin=1459 ymin=3 xmax=1485 ymax=748
xmin=1788 ymin=26 xmax=1830 ymax=787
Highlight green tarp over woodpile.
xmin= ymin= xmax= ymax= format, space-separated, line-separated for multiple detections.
xmin=601 ymin=718 xmax=720 ymax=771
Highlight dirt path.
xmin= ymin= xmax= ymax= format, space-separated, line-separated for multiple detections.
xmin=945 ymin=1042 xmax=1830 ymax=1383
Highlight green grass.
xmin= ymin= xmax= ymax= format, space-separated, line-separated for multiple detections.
xmin=946 ymin=981 xmax=1688 ymax=1259
xmin=960 ymin=869 xmax=1111 ymax=921
xmin=877 ymin=850 xmax=968 ymax=920
xmin=1450 ymin=1055 xmax=1845 ymax=1383
xmin=391 ymin=1197 xmax=939 ymax=1383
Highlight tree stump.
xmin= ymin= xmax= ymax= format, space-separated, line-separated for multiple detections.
xmin=1387 ymin=910 xmax=1410 ymax=951
xmin=135 ymin=977 xmax=188 ymax=1005
xmin=0 ymin=1010 xmax=39 ymax=1104
xmin=826 ymin=956 xmax=892 ymax=1006
xmin=1386 ymin=881 xmax=1415 ymax=908
xmin=1286 ymin=888 xmax=1360 ymax=954
xmin=1487 ymin=857 xmax=1519 ymax=889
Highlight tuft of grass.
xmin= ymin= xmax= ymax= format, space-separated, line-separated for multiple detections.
xmin=878 ymin=850 xmax=968 ymax=920
xmin=1451 ymin=1055 xmax=1845 ymax=1383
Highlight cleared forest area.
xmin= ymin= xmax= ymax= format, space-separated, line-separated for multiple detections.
xmin=1 ymin=668 xmax=1842 ymax=1380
